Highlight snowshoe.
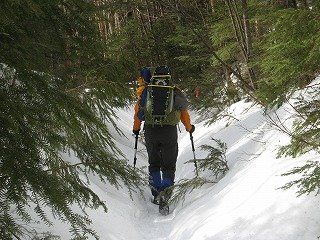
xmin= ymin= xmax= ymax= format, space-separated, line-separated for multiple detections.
xmin=159 ymin=196 xmax=169 ymax=216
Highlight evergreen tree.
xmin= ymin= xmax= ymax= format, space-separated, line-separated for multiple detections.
xmin=2 ymin=0 xmax=320 ymax=237
xmin=156 ymin=0 xmax=235 ymax=115
xmin=254 ymin=7 xmax=320 ymax=106
xmin=0 ymin=0 xmax=145 ymax=238
xmin=277 ymin=81 xmax=320 ymax=196
xmin=110 ymin=0 xmax=320 ymax=199
xmin=246 ymin=0 xmax=320 ymax=196
xmin=168 ymin=137 xmax=228 ymax=205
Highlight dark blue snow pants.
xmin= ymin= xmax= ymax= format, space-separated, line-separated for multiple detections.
xmin=144 ymin=124 xmax=178 ymax=196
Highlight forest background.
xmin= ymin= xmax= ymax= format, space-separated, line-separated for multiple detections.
xmin=1 ymin=0 xmax=320 ymax=239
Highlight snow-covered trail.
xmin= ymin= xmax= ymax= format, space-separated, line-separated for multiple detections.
xmin=117 ymin=99 xmax=320 ymax=240
xmin=44 ymin=92 xmax=320 ymax=239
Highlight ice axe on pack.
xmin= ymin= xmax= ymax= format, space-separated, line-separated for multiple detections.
xmin=189 ymin=129 xmax=199 ymax=176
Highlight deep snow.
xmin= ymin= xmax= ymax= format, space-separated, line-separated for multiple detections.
xmin=47 ymin=77 xmax=320 ymax=240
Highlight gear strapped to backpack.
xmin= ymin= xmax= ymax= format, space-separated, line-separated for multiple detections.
xmin=137 ymin=66 xmax=188 ymax=126
xmin=145 ymin=66 xmax=175 ymax=126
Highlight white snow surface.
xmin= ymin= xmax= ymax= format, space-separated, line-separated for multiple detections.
xmin=46 ymin=77 xmax=320 ymax=240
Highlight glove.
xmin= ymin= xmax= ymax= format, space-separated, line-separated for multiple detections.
xmin=132 ymin=129 xmax=140 ymax=136
xmin=189 ymin=125 xmax=195 ymax=133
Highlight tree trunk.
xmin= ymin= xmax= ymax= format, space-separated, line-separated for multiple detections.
xmin=241 ymin=0 xmax=256 ymax=89
xmin=224 ymin=0 xmax=256 ymax=91
xmin=210 ymin=0 xmax=215 ymax=13
xmin=225 ymin=0 xmax=247 ymax=59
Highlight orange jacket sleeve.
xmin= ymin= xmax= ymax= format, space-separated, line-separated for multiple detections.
xmin=133 ymin=100 xmax=142 ymax=131
xmin=180 ymin=110 xmax=192 ymax=132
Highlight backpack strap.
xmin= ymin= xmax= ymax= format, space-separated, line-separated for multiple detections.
xmin=152 ymin=74 xmax=171 ymax=78
xmin=147 ymin=84 xmax=175 ymax=89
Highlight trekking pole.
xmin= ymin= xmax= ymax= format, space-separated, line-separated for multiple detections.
xmin=189 ymin=132 xmax=198 ymax=176
xmin=133 ymin=134 xmax=139 ymax=168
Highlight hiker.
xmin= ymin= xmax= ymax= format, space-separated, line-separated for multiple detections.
xmin=132 ymin=66 xmax=195 ymax=205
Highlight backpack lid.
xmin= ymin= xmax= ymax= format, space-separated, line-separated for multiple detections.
xmin=151 ymin=66 xmax=172 ymax=86
xmin=154 ymin=66 xmax=171 ymax=75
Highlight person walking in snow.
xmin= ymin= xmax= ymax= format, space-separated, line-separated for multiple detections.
xmin=132 ymin=66 xmax=195 ymax=209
